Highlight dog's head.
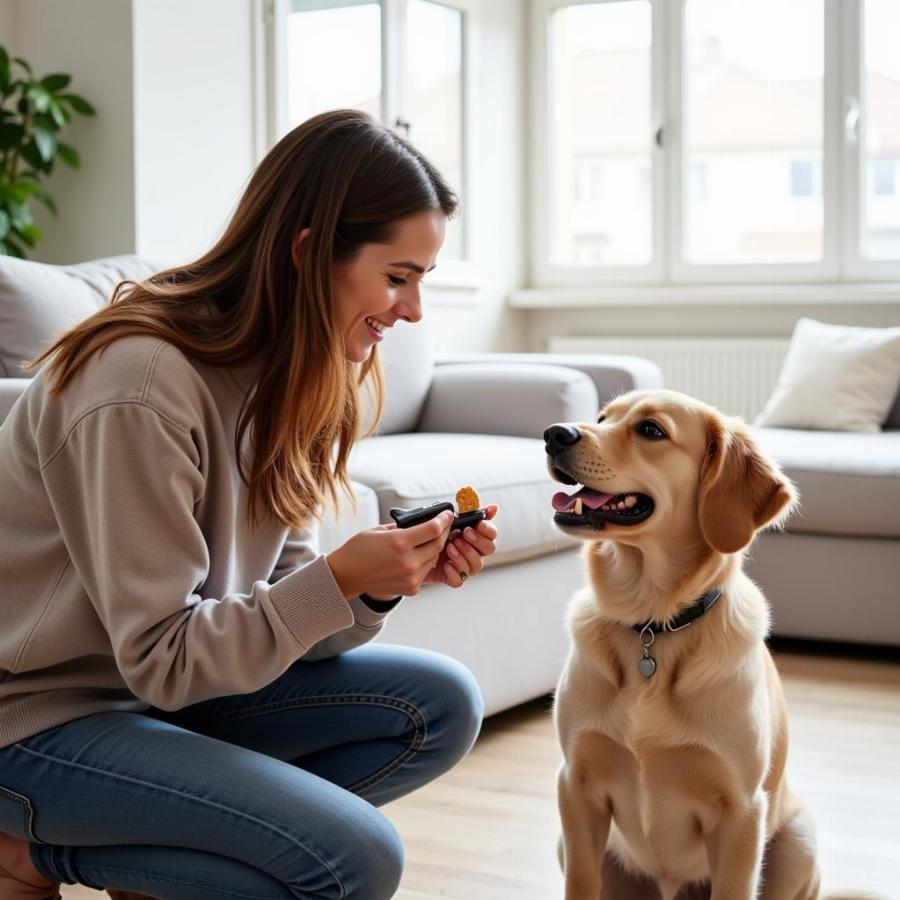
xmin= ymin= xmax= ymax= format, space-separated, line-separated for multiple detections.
xmin=545 ymin=389 xmax=797 ymax=554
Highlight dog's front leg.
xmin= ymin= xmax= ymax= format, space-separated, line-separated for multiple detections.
xmin=703 ymin=791 xmax=767 ymax=900
xmin=558 ymin=763 xmax=611 ymax=900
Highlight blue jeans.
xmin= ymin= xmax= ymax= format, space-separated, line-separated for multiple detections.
xmin=0 ymin=643 xmax=484 ymax=899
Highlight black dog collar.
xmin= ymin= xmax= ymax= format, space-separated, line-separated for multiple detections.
xmin=632 ymin=588 xmax=723 ymax=636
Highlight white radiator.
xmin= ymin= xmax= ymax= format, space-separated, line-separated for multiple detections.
xmin=548 ymin=336 xmax=790 ymax=421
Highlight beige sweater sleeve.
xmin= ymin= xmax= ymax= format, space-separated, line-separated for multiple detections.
xmin=41 ymin=400 xmax=355 ymax=711
xmin=271 ymin=524 xmax=397 ymax=661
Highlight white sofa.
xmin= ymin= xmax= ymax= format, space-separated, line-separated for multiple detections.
xmin=0 ymin=254 xmax=663 ymax=716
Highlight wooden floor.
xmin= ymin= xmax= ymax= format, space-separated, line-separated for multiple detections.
xmin=63 ymin=643 xmax=900 ymax=899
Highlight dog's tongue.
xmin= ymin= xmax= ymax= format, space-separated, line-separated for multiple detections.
xmin=551 ymin=487 xmax=615 ymax=512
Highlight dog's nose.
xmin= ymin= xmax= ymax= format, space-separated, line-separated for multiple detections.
xmin=544 ymin=424 xmax=582 ymax=457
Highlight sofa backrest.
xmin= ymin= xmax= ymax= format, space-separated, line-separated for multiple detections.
xmin=368 ymin=318 xmax=434 ymax=435
xmin=0 ymin=255 xmax=164 ymax=378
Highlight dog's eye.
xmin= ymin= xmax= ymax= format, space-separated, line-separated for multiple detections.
xmin=636 ymin=419 xmax=667 ymax=440
xmin=597 ymin=414 xmax=606 ymax=424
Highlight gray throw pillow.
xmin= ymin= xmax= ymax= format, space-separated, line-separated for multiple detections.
xmin=0 ymin=255 xmax=163 ymax=377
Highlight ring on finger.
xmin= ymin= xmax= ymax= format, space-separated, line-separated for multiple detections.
xmin=459 ymin=571 xmax=468 ymax=583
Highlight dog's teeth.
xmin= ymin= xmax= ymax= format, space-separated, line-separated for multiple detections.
xmin=574 ymin=498 xmax=583 ymax=515
xmin=625 ymin=495 xmax=637 ymax=508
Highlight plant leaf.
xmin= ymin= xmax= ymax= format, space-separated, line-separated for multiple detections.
xmin=16 ymin=222 xmax=43 ymax=247
xmin=33 ymin=187 xmax=57 ymax=216
xmin=27 ymin=85 xmax=51 ymax=114
xmin=48 ymin=98 xmax=69 ymax=129
xmin=0 ymin=47 xmax=10 ymax=93
xmin=59 ymin=93 xmax=96 ymax=116
xmin=41 ymin=73 xmax=71 ymax=92
xmin=7 ymin=201 xmax=33 ymax=229
xmin=34 ymin=111 xmax=59 ymax=134
xmin=33 ymin=127 xmax=57 ymax=162
xmin=0 ymin=122 xmax=24 ymax=150
xmin=12 ymin=57 xmax=32 ymax=76
xmin=9 ymin=182 xmax=33 ymax=204
xmin=56 ymin=142 xmax=80 ymax=168
xmin=21 ymin=140 xmax=53 ymax=174
xmin=2 ymin=235 xmax=26 ymax=258
xmin=0 ymin=209 xmax=9 ymax=240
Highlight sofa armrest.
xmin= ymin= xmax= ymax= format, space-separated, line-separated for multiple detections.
xmin=0 ymin=378 xmax=29 ymax=425
xmin=417 ymin=363 xmax=598 ymax=438
xmin=435 ymin=352 xmax=664 ymax=403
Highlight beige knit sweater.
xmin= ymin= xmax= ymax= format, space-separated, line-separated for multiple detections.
xmin=0 ymin=335 xmax=390 ymax=749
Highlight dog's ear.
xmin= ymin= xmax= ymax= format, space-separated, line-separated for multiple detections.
xmin=698 ymin=415 xmax=797 ymax=553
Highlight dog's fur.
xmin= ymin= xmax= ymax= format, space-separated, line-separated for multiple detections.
xmin=549 ymin=390 xmax=820 ymax=900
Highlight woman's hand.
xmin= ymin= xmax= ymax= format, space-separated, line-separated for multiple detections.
xmin=423 ymin=504 xmax=499 ymax=589
xmin=326 ymin=510 xmax=455 ymax=600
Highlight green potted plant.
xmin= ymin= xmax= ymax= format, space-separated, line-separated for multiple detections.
xmin=0 ymin=45 xmax=96 ymax=258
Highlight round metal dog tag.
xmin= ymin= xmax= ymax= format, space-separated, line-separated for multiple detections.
xmin=638 ymin=655 xmax=657 ymax=678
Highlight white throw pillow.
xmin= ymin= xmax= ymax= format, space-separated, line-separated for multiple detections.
xmin=754 ymin=317 xmax=900 ymax=432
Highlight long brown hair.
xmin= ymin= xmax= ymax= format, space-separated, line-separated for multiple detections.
xmin=25 ymin=109 xmax=458 ymax=529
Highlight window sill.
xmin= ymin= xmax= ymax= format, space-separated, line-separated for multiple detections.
xmin=509 ymin=282 xmax=900 ymax=309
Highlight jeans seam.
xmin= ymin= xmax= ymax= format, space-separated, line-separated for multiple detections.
xmin=0 ymin=784 xmax=41 ymax=843
xmin=174 ymin=694 xmax=429 ymax=796
xmin=11 ymin=742 xmax=347 ymax=898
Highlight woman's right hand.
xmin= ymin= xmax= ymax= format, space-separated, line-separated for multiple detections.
xmin=325 ymin=510 xmax=455 ymax=600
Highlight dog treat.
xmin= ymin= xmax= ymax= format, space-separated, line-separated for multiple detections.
xmin=455 ymin=485 xmax=481 ymax=513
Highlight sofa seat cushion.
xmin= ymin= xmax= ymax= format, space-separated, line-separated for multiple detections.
xmin=752 ymin=426 xmax=900 ymax=539
xmin=348 ymin=432 xmax=579 ymax=566
xmin=316 ymin=480 xmax=381 ymax=556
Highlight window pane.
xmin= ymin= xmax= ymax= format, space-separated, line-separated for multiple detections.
xmin=862 ymin=0 xmax=900 ymax=260
xmin=407 ymin=0 xmax=464 ymax=260
xmin=548 ymin=1 xmax=652 ymax=267
xmin=287 ymin=2 xmax=381 ymax=128
xmin=685 ymin=0 xmax=824 ymax=264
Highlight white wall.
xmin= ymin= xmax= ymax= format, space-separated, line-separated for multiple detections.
xmin=0 ymin=2 xmax=15 ymax=46
xmin=132 ymin=0 xmax=259 ymax=264
xmin=422 ymin=0 xmax=528 ymax=352
xmin=10 ymin=0 xmax=136 ymax=265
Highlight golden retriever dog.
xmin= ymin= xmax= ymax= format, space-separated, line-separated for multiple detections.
xmin=545 ymin=389 xmax=820 ymax=900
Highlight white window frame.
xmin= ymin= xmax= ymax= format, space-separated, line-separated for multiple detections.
xmin=841 ymin=0 xmax=900 ymax=282
xmin=260 ymin=0 xmax=480 ymax=288
xmin=531 ymin=0 xmax=667 ymax=286
xmin=530 ymin=0 xmax=900 ymax=288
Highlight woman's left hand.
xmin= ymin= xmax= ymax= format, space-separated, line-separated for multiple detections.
xmin=423 ymin=504 xmax=499 ymax=589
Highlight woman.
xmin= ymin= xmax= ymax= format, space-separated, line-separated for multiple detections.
xmin=0 ymin=109 xmax=497 ymax=899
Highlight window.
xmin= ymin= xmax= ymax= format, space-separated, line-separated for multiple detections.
xmin=691 ymin=162 xmax=708 ymax=202
xmin=275 ymin=0 xmax=469 ymax=263
xmin=286 ymin=3 xmax=381 ymax=126
xmin=872 ymin=159 xmax=895 ymax=197
xmin=532 ymin=0 xmax=900 ymax=284
xmin=790 ymin=159 xmax=822 ymax=198
xmin=860 ymin=0 xmax=900 ymax=262
xmin=547 ymin=0 xmax=653 ymax=267
xmin=684 ymin=0 xmax=824 ymax=265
